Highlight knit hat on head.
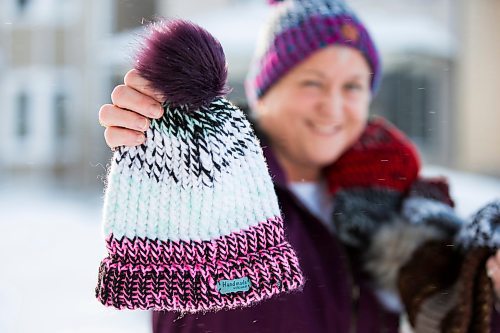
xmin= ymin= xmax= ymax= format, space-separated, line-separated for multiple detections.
xmin=95 ymin=19 xmax=304 ymax=313
xmin=245 ymin=0 xmax=381 ymax=106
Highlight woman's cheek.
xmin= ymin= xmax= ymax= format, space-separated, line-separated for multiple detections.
xmin=347 ymin=98 xmax=369 ymax=121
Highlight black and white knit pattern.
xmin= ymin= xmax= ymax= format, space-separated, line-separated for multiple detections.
xmin=332 ymin=187 xmax=402 ymax=247
xmin=401 ymin=197 xmax=463 ymax=236
xmin=113 ymin=98 xmax=261 ymax=187
xmin=456 ymin=199 xmax=500 ymax=249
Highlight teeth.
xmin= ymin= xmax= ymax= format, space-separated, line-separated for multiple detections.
xmin=309 ymin=122 xmax=340 ymax=135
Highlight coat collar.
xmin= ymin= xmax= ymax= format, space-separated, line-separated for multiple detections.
xmin=258 ymin=135 xmax=288 ymax=190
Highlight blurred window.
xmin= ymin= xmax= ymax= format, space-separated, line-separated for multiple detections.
xmin=17 ymin=0 xmax=30 ymax=13
xmin=377 ymin=68 xmax=432 ymax=146
xmin=54 ymin=93 xmax=67 ymax=138
xmin=16 ymin=91 xmax=29 ymax=138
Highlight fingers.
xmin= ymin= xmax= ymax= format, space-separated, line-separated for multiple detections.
xmin=111 ymin=84 xmax=163 ymax=119
xmin=487 ymin=257 xmax=499 ymax=278
xmin=99 ymin=104 xmax=150 ymax=132
xmin=104 ymin=126 xmax=145 ymax=149
xmin=100 ymin=69 xmax=165 ymax=149
xmin=124 ymin=69 xmax=166 ymax=104
xmin=487 ymin=251 xmax=500 ymax=298
xmin=99 ymin=104 xmax=148 ymax=148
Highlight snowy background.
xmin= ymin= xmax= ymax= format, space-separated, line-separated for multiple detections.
xmin=0 ymin=174 xmax=151 ymax=333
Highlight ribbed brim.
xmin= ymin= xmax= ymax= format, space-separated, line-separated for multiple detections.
xmin=95 ymin=217 xmax=304 ymax=312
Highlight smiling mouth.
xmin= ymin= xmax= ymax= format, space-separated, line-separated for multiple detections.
xmin=306 ymin=121 xmax=342 ymax=136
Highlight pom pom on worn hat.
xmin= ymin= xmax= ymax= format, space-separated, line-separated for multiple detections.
xmin=135 ymin=19 xmax=230 ymax=110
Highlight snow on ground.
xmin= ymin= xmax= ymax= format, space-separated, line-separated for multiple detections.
xmin=0 ymin=167 xmax=498 ymax=333
xmin=0 ymin=177 xmax=150 ymax=333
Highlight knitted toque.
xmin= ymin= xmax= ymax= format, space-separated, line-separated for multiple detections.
xmin=456 ymin=200 xmax=500 ymax=249
xmin=443 ymin=200 xmax=500 ymax=332
xmin=245 ymin=0 xmax=381 ymax=106
xmin=399 ymin=200 xmax=500 ymax=332
xmin=326 ymin=116 xmax=421 ymax=248
xmin=326 ymin=116 xmax=420 ymax=197
xmin=368 ymin=185 xmax=463 ymax=310
xmin=95 ymin=19 xmax=304 ymax=313
xmin=325 ymin=117 xmax=466 ymax=316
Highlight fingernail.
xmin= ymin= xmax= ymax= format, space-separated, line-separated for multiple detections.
xmin=150 ymin=105 xmax=163 ymax=118
xmin=137 ymin=118 xmax=149 ymax=131
xmin=136 ymin=134 xmax=145 ymax=144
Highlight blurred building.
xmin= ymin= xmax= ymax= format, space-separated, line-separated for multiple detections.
xmin=356 ymin=0 xmax=500 ymax=176
xmin=0 ymin=0 xmax=159 ymax=187
xmin=455 ymin=0 xmax=500 ymax=177
xmin=0 ymin=0 xmax=498 ymax=189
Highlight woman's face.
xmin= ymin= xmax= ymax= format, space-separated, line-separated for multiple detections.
xmin=256 ymin=45 xmax=372 ymax=180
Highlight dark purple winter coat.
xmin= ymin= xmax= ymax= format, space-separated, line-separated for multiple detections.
xmin=151 ymin=141 xmax=400 ymax=333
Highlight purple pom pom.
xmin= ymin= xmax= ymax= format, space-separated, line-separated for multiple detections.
xmin=267 ymin=0 xmax=286 ymax=4
xmin=136 ymin=19 xmax=230 ymax=110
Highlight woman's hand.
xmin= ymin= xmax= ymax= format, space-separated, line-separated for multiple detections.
xmin=99 ymin=69 xmax=165 ymax=149
xmin=486 ymin=249 xmax=500 ymax=305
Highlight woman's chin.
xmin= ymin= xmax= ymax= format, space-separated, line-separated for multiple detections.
xmin=305 ymin=150 xmax=344 ymax=168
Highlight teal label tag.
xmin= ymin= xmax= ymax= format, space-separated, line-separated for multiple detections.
xmin=216 ymin=277 xmax=251 ymax=294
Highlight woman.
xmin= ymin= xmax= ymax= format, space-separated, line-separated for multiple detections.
xmin=98 ymin=0 xmax=500 ymax=331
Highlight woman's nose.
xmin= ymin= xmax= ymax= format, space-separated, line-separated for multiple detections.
xmin=319 ymin=89 xmax=343 ymax=119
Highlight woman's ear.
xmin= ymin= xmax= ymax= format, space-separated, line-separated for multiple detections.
xmin=252 ymin=98 xmax=267 ymax=120
xmin=256 ymin=94 xmax=277 ymax=119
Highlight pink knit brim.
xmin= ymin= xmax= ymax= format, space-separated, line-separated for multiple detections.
xmin=95 ymin=217 xmax=305 ymax=312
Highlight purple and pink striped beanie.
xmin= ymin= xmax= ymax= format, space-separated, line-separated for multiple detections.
xmin=95 ymin=19 xmax=304 ymax=313
xmin=245 ymin=0 xmax=381 ymax=106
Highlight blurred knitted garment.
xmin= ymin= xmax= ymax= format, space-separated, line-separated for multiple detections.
xmin=95 ymin=19 xmax=304 ymax=313
xmin=399 ymin=200 xmax=500 ymax=333
xmin=443 ymin=200 xmax=500 ymax=333
xmin=326 ymin=116 xmax=421 ymax=248
xmin=245 ymin=0 xmax=381 ymax=106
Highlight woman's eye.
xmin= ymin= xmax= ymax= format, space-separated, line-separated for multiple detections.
xmin=345 ymin=83 xmax=363 ymax=91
